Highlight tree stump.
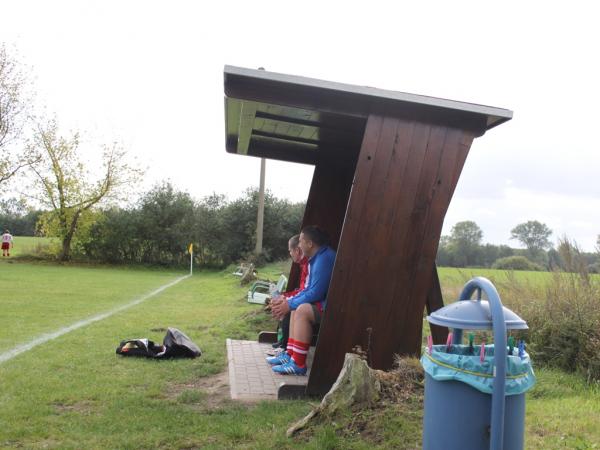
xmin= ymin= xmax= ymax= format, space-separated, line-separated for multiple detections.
xmin=239 ymin=263 xmax=256 ymax=285
xmin=287 ymin=353 xmax=381 ymax=437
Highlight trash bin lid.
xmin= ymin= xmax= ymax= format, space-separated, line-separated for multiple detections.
xmin=428 ymin=299 xmax=528 ymax=330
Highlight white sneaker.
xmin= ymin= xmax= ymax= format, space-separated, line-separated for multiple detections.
xmin=265 ymin=347 xmax=285 ymax=356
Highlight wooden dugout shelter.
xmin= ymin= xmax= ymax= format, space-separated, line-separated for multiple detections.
xmin=224 ymin=66 xmax=512 ymax=397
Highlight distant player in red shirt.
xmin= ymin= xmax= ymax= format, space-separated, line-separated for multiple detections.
xmin=2 ymin=230 xmax=13 ymax=257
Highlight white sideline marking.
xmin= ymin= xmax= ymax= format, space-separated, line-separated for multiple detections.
xmin=0 ymin=274 xmax=191 ymax=365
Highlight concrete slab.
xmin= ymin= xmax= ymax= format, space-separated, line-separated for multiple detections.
xmin=226 ymin=339 xmax=313 ymax=401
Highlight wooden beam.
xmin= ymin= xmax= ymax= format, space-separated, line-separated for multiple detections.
xmin=246 ymin=137 xmax=317 ymax=165
xmin=237 ymin=101 xmax=258 ymax=155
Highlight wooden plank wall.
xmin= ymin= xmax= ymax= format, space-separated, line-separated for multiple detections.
xmin=286 ymin=152 xmax=358 ymax=293
xmin=307 ymin=113 xmax=474 ymax=396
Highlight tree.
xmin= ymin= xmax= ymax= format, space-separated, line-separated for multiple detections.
xmin=135 ymin=182 xmax=196 ymax=265
xmin=510 ymin=220 xmax=552 ymax=261
xmin=448 ymin=220 xmax=483 ymax=267
xmin=29 ymin=120 xmax=142 ymax=260
xmin=479 ymin=243 xmax=514 ymax=268
xmin=0 ymin=44 xmax=38 ymax=184
xmin=0 ymin=197 xmax=42 ymax=236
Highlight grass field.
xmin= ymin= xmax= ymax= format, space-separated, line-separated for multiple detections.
xmin=0 ymin=259 xmax=599 ymax=449
xmin=3 ymin=236 xmax=57 ymax=258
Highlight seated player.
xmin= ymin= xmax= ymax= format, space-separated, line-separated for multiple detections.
xmin=267 ymin=225 xmax=336 ymax=375
xmin=268 ymin=234 xmax=309 ymax=355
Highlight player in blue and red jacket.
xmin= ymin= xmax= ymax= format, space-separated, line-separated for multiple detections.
xmin=268 ymin=225 xmax=336 ymax=375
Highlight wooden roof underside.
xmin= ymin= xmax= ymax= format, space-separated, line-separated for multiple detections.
xmin=224 ymin=66 xmax=513 ymax=165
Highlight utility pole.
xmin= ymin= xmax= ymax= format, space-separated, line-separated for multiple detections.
xmin=255 ymin=66 xmax=267 ymax=256
xmin=255 ymin=157 xmax=266 ymax=254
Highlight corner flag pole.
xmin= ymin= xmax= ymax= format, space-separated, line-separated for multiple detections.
xmin=188 ymin=243 xmax=193 ymax=276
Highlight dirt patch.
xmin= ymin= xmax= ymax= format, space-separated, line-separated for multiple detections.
xmin=166 ymin=371 xmax=231 ymax=410
xmin=52 ymin=401 xmax=94 ymax=415
xmin=150 ymin=327 xmax=167 ymax=332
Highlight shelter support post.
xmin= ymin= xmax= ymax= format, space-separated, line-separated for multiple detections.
xmin=286 ymin=154 xmax=357 ymax=293
xmin=307 ymin=113 xmax=474 ymax=396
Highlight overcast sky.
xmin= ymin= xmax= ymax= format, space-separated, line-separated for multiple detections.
xmin=2 ymin=1 xmax=599 ymax=250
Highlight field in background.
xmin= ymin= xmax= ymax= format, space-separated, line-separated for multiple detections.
xmin=0 ymin=260 xmax=598 ymax=448
xmin=4 ymin=236 xmax=56 ymax=258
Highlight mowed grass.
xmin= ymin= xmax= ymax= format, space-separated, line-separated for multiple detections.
xmin=0 ymin=263 xmax=183 ymax=352
xmin=525 ymin=369 xmax=600 ymax=449
xmin=3 ymin=235 xmax=56 ymax=258
xmin=0 ymin=261 xmax=313 ymax=449
xmin=1 ymin=261 xmax=599 ymax=449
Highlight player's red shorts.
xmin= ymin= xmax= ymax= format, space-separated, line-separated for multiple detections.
xmin=1 ymin=242 xmax=9 ymax=250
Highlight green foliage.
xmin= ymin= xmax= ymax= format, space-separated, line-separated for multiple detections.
xmin=491 ymin=255 xmax=542 ymax=271
xmin=0 ymin=198 xmax=42 ymax=235
xmin=83 ymin=184 xmax=195 ymax=265
xmin=83 ymin=184 xmax=305 ymax=267
xmin=37 ymin=208 xmax=101 ymax=259
xmin=439 ymin=254 xmax=600 ymax=382
xmin=447 ymin=220 xmax=483 ymax=267
xmin=495 ymin=241 xmax=600 ymax=382
xmin=477 ymin=243 xmax=514 ymax=267
xmin=214 ymin=188 xmax=304 ymax=266
xmin=510 ymin=220 xmax=553 ymax=262
xmin=524 ymin=268 xmax=600 ymax=382
xmin=435 ymin=219 xmax=598 ymax=272
xmin=28 ymin=119 xmax=142 ymax=261
xmin=437 ymin=222 xmax=515 ymax=268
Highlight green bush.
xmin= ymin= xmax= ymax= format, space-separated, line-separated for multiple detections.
xmin=492 ymin=255 xmax=542 ymax=271
xmin=502 ymin=240 xmax=600 ymax=383
xmin=522 ymin=270 xmax=600 ymax=382
xmin=80 ymin=183 xmax=305 ymax=267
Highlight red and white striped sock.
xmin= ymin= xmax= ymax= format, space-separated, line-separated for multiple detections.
xmin=291 ymin=340 xmax=310 ymax=368
xmin=286 ymin=338 xmax=295 ymax=357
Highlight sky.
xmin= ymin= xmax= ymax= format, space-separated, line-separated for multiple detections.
xmin=2 ymin=0 xmax=599 ymax=251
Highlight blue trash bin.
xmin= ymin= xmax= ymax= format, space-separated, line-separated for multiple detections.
xmin=421 ymin=277 xmax=536 ymax=450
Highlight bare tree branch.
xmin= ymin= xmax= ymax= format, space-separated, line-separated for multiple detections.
xmin=0 ymin=44 xmax=34 ymax=185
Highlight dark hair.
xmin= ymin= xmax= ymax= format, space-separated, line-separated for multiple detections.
xmin=289 ymin=234 xmax=300 ymax=248
xmin=301 ymin=225 xmax=330 ymax=247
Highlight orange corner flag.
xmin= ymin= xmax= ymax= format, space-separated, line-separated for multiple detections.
xmin=188 ymin=243 xmax=193 ymax=254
